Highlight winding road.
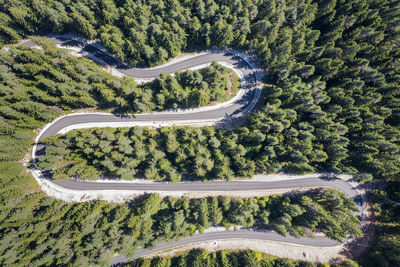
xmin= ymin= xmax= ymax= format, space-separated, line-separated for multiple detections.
xmin=23 ymin=35 xmax=370 ymax=264
xmin=22 ymin=34 xmax=264 ymax=139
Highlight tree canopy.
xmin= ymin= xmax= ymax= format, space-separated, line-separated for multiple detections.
xmin=127 ymin=249 xmax=360 ymax=267
xmin=0 ymin=0 xmax=398 ymax=265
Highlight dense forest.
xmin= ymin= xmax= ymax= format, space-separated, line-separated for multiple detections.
xmin=126 ymin=249 xmax=360 ymax=267
xmin=362 ymin=182 xmax=400 ymax=267
xmin=0 ymin=0 xmax=399 ymax=265
xmin=9 ymin=0 xmax=395 ymax=182
xmin=0 ymin=163 xmax=360 ymax=266
xmin=0 ymin=43 xmax=238 ymax=163
xmin=3 ymin=39 xmax=239 ymax=113
xmin=0 ymin=0 xmax=398 ymax=180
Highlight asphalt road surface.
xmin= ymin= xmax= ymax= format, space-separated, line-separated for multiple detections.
xmin=113 ymin=230 xmax=342 ymax=265
xmin=22 ymin=36 xmax=262 ymax=141
xmin=56 ymin=176 xmax=362 ymax=266
xmin=21 ymin=36 xmax=364 ymax=265
xmin=54 ymin=177 xmax=356 ymax=196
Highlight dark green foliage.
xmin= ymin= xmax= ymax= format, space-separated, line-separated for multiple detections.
xmin=0 ymin=0 xmax=398 ymax=182
xmin=2 ymin=43 xmax=239 ymax=113
xmin=125 ymin=249 xmax=360 ymax=267
xmin=134 ymin=62 xmax=240 ymax=111
xmin=0 ymin=178 xmax=360 ymax=266
xmin=363 ymin=184 xmax=400 ymax=267
xmin=0 ymin=0 xmax=256 ymax=66
xmin=385 ymin=181 xmax=400 ymax=203
xmin=0 ymin=43 xmax=237 ymax=162
xmin=18 ymin=0 xmax=397 ymax=182
xmin=0 ymin=0 xmax=399 ymax=265
xmin=40 ymin=126 xmax=257 ymax=181
xmin=128 ymin=250 xmax=298 ymax=267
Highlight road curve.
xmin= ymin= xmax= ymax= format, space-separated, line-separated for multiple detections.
xmin=22 ymin=35 xmax=264 ymax=140
xmin=113 ymin=230 xmax=343 ymax=265
xmin=23 ymin=35 xmax=368 ymax=264
xmin=63 ymin=176 xmax=362 ymax=265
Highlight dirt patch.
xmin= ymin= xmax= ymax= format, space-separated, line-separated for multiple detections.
xmin=184 ymin=187 xmax=317 ymax=199
xmin=341 ymin=192 xmax=376 ymax=260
